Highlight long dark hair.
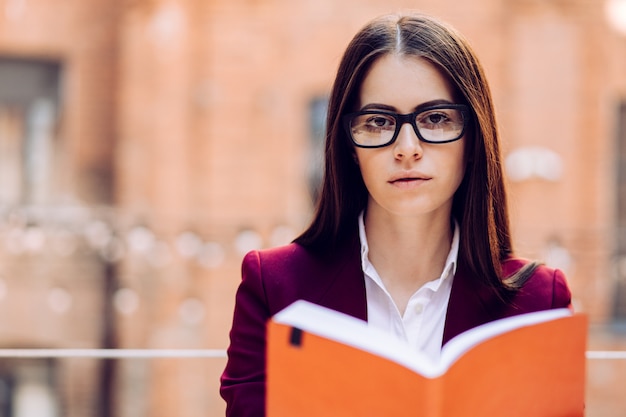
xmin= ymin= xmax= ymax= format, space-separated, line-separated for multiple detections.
xmin=294 ymin=13 xmax=534 ymax=296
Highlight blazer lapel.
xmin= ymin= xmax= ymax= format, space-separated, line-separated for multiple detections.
xmin=314 ymin=237 xmax=368 ymax=322
xmin=442 ymin=261 xmax=500 ymax=345
xmin=307 ymin=239 xmax=509 ymax=344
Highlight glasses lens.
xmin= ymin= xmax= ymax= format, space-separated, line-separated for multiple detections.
xmin=416 ymin=108 xmax=465 ymax=142
xmin=349 ymin=113 xmax=396 ymax=147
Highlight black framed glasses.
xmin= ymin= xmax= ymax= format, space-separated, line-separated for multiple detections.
xmin=342 ymin=104 xmax=471 ymax=148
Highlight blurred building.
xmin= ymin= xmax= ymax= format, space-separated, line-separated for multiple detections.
xmin=0 ymin=0 xmax=626 ymax=416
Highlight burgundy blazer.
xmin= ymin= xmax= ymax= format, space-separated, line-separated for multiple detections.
xmin=220 ymin=239 xmax=572 ymax=417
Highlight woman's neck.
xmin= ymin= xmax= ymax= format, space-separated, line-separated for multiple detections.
xmin=363 ymin=206 xmax=454 ymax=314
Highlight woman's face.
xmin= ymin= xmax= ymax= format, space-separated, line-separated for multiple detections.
xmin=354 ymin=53 xmax=466 ymax=221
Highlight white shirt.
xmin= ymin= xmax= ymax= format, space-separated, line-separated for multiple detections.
xmin=358 ymin=212 xmax=459 ymax=362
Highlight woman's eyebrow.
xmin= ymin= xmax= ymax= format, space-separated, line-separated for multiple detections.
xmin=414 ymin=99 xmax=456 ymax=111
xmin=360 ymin=103 xmax=396 ymax=112
xmin=360 ymin=99 xmax=457 ymax=112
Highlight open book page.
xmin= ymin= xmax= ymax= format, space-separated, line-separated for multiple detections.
xmin=273 ymin=299 xmax=437 ymax=375
xmin=272 ymin=299 xmax=573 ymax=378
xmin=269 ymin=300 xmax=586 ymax=417
xmin=439 ymin=307 xmax=572 ymax=369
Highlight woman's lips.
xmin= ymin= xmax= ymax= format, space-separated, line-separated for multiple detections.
xmin=388 ymin=172 xmax=431 ymax=184
xmin=388 ymin=176 xmax=431 ymax=188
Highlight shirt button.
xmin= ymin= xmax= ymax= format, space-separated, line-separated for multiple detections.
xmin=414 ymin=303 xmax=424 ymax=314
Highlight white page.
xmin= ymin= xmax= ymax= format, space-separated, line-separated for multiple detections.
xmin=272 ymin=300 xmax=572 ymax=378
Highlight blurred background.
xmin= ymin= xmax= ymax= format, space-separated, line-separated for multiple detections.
xmin=1 ymin=0 xmax=626 ymax=416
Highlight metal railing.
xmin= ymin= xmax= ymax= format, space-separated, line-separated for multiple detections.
xmin=0 ymin=348 xmax=623 ymax=359
xmin=0 ymin=348 xmax=622 ymax=417
xmin=0 ymin=348 xmax=227 ymax=358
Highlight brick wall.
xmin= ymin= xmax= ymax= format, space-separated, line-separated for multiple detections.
xmin=2 ymin=0 xmax=626 ymax=416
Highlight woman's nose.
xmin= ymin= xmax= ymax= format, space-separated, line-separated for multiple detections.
xmin=393 ymin=123 xmax=423 ymax=159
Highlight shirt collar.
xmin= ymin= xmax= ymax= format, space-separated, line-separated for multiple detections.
xmin=358 ymin=211 xmax=460 ymax=283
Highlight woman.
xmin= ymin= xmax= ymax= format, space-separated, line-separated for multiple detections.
xmin=220 ymin=12 xmax=572 ymax=417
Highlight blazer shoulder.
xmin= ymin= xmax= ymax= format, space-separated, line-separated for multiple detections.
xmin=243 ymin=242 xmax=315 ymax=270
xmin=242 ymin=243 xmax=329 ymax=289
xmin=242 ymin=241 xmax=364 ymax=315
xmin=241 ymin=243 xmax=308 ymax=309
xmin=502 ymin=257 xmax=572 ymax=310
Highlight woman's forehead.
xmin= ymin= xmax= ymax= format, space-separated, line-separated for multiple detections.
xmin=357 ymin=54 xmax=456 ymax=111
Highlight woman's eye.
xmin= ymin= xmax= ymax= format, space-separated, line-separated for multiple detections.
xmin=367 ymin=115 xmax=394 ymax=129
xmin=422 ymin=112 xmax=449 ymax=125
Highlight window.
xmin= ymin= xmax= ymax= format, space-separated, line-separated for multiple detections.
xmin=0 ymin=57 xmax=61 ymax=206
xmin=0 ymin=361 xmax=59 ymax=417
xmin=615 ymin=100 xmax=626 ymax=321
xmin=307 ymin=97 xmax=328 ymax=203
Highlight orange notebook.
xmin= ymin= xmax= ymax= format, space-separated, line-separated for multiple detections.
xmin=266 ymin=300 xmax=587 ymax=417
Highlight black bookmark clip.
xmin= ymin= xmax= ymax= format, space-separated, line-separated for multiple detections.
xmin=289 ymin=327 xmax=303 ymax=347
